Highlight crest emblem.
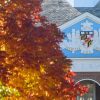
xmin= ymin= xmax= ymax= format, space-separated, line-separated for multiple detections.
xmin=60 ymin=19 xmax=100 ymax=56
xmin=80 ymin=31 xmax=94 ymax=48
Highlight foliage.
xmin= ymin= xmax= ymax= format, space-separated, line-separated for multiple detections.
xmin=0 ymin=0 xmax=88 ymax=99
xmin=0 ymin=81 xmax=20 ymax=100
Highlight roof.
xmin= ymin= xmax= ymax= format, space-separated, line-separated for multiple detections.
xmin=95 ymin=0 xmax=100 ymax=7
xmin=41 ymin=0 xmax=81 ymax=26
xmin=41 ymin=0 xmax=100 ymax=26
xmin=75 ymin=1 xmax=100 ymax=18
xmin=59 ymin=12 xmax=100 ymax=31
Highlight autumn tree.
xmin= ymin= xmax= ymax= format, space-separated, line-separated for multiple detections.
xmin=0 ymin=0 xmax=88 ymax=99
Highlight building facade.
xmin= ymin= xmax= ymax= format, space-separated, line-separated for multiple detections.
xmin=42 ymin=0 xmax=100 ymax=99
xmin=59 ymin=12 xmax=100 ymax=100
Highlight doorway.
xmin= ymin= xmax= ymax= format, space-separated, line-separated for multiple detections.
xmin=77 ymin=80 xmax=100 ymax=100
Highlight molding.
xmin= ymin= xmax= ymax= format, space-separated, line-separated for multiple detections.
xmin=59 ymin=12 xmax=100 ymax=31
xmin=70 ymin=58 xmax=100 ymax=60
xmin=75 ymin=79 xmax=100 ymax=86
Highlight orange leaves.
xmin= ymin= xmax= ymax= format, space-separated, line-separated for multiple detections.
xmin=33 ymin=8 xmax=41 ymax=23
xmin=63 ymin=71 xmax=88 ymax=99
xmin=64 ymin=71 xmax=76 ymax=85
xmin=0 ymin=0 xmax=88 ymax=99
xmin=0 ymin=13 xmax=6 ymax=36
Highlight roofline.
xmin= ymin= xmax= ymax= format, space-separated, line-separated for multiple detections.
xmin=59 ymin=12 xmax=100 ymax=31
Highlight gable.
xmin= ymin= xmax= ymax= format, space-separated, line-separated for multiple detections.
xmin=59 ymin=12 xmax=100 ymax=58
xmin=59 ymin=12 xmax=100 ymax=31
xmin=63 ymin=18 xmax=100 ymax=33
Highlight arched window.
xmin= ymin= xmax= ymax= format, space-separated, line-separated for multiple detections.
xmin=76 ymin=79 xmax=100 ymax=100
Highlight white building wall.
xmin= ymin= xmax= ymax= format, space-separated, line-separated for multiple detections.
xmin=72 ymin=59 xmax=100 ymax=72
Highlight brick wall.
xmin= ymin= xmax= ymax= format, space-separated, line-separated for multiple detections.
xmin=74 ymin=72 xmax=100 ymax=85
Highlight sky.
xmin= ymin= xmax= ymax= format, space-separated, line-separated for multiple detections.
xmin=66 ymin=0 xmax=99 ymax=7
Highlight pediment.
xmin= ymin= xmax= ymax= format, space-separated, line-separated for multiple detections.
xmin=59 ymin=12 xmax=100 ymax=58
xmin=59 ymin=12 xmax=100 ymax=31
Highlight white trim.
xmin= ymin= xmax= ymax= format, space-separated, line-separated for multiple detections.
xmin=75 ymin=78 xmax=100 ymax=86
xmin=59 ymin=12 xmax=100 ymax=31
xmin=70 ymin=58 xmax=100 ymax=60
xmin=72 ymin=59 xmax=100 ymax=72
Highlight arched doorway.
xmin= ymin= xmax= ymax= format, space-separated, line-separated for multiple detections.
xmin=76 ymin=79 xmax=100 ymax=100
